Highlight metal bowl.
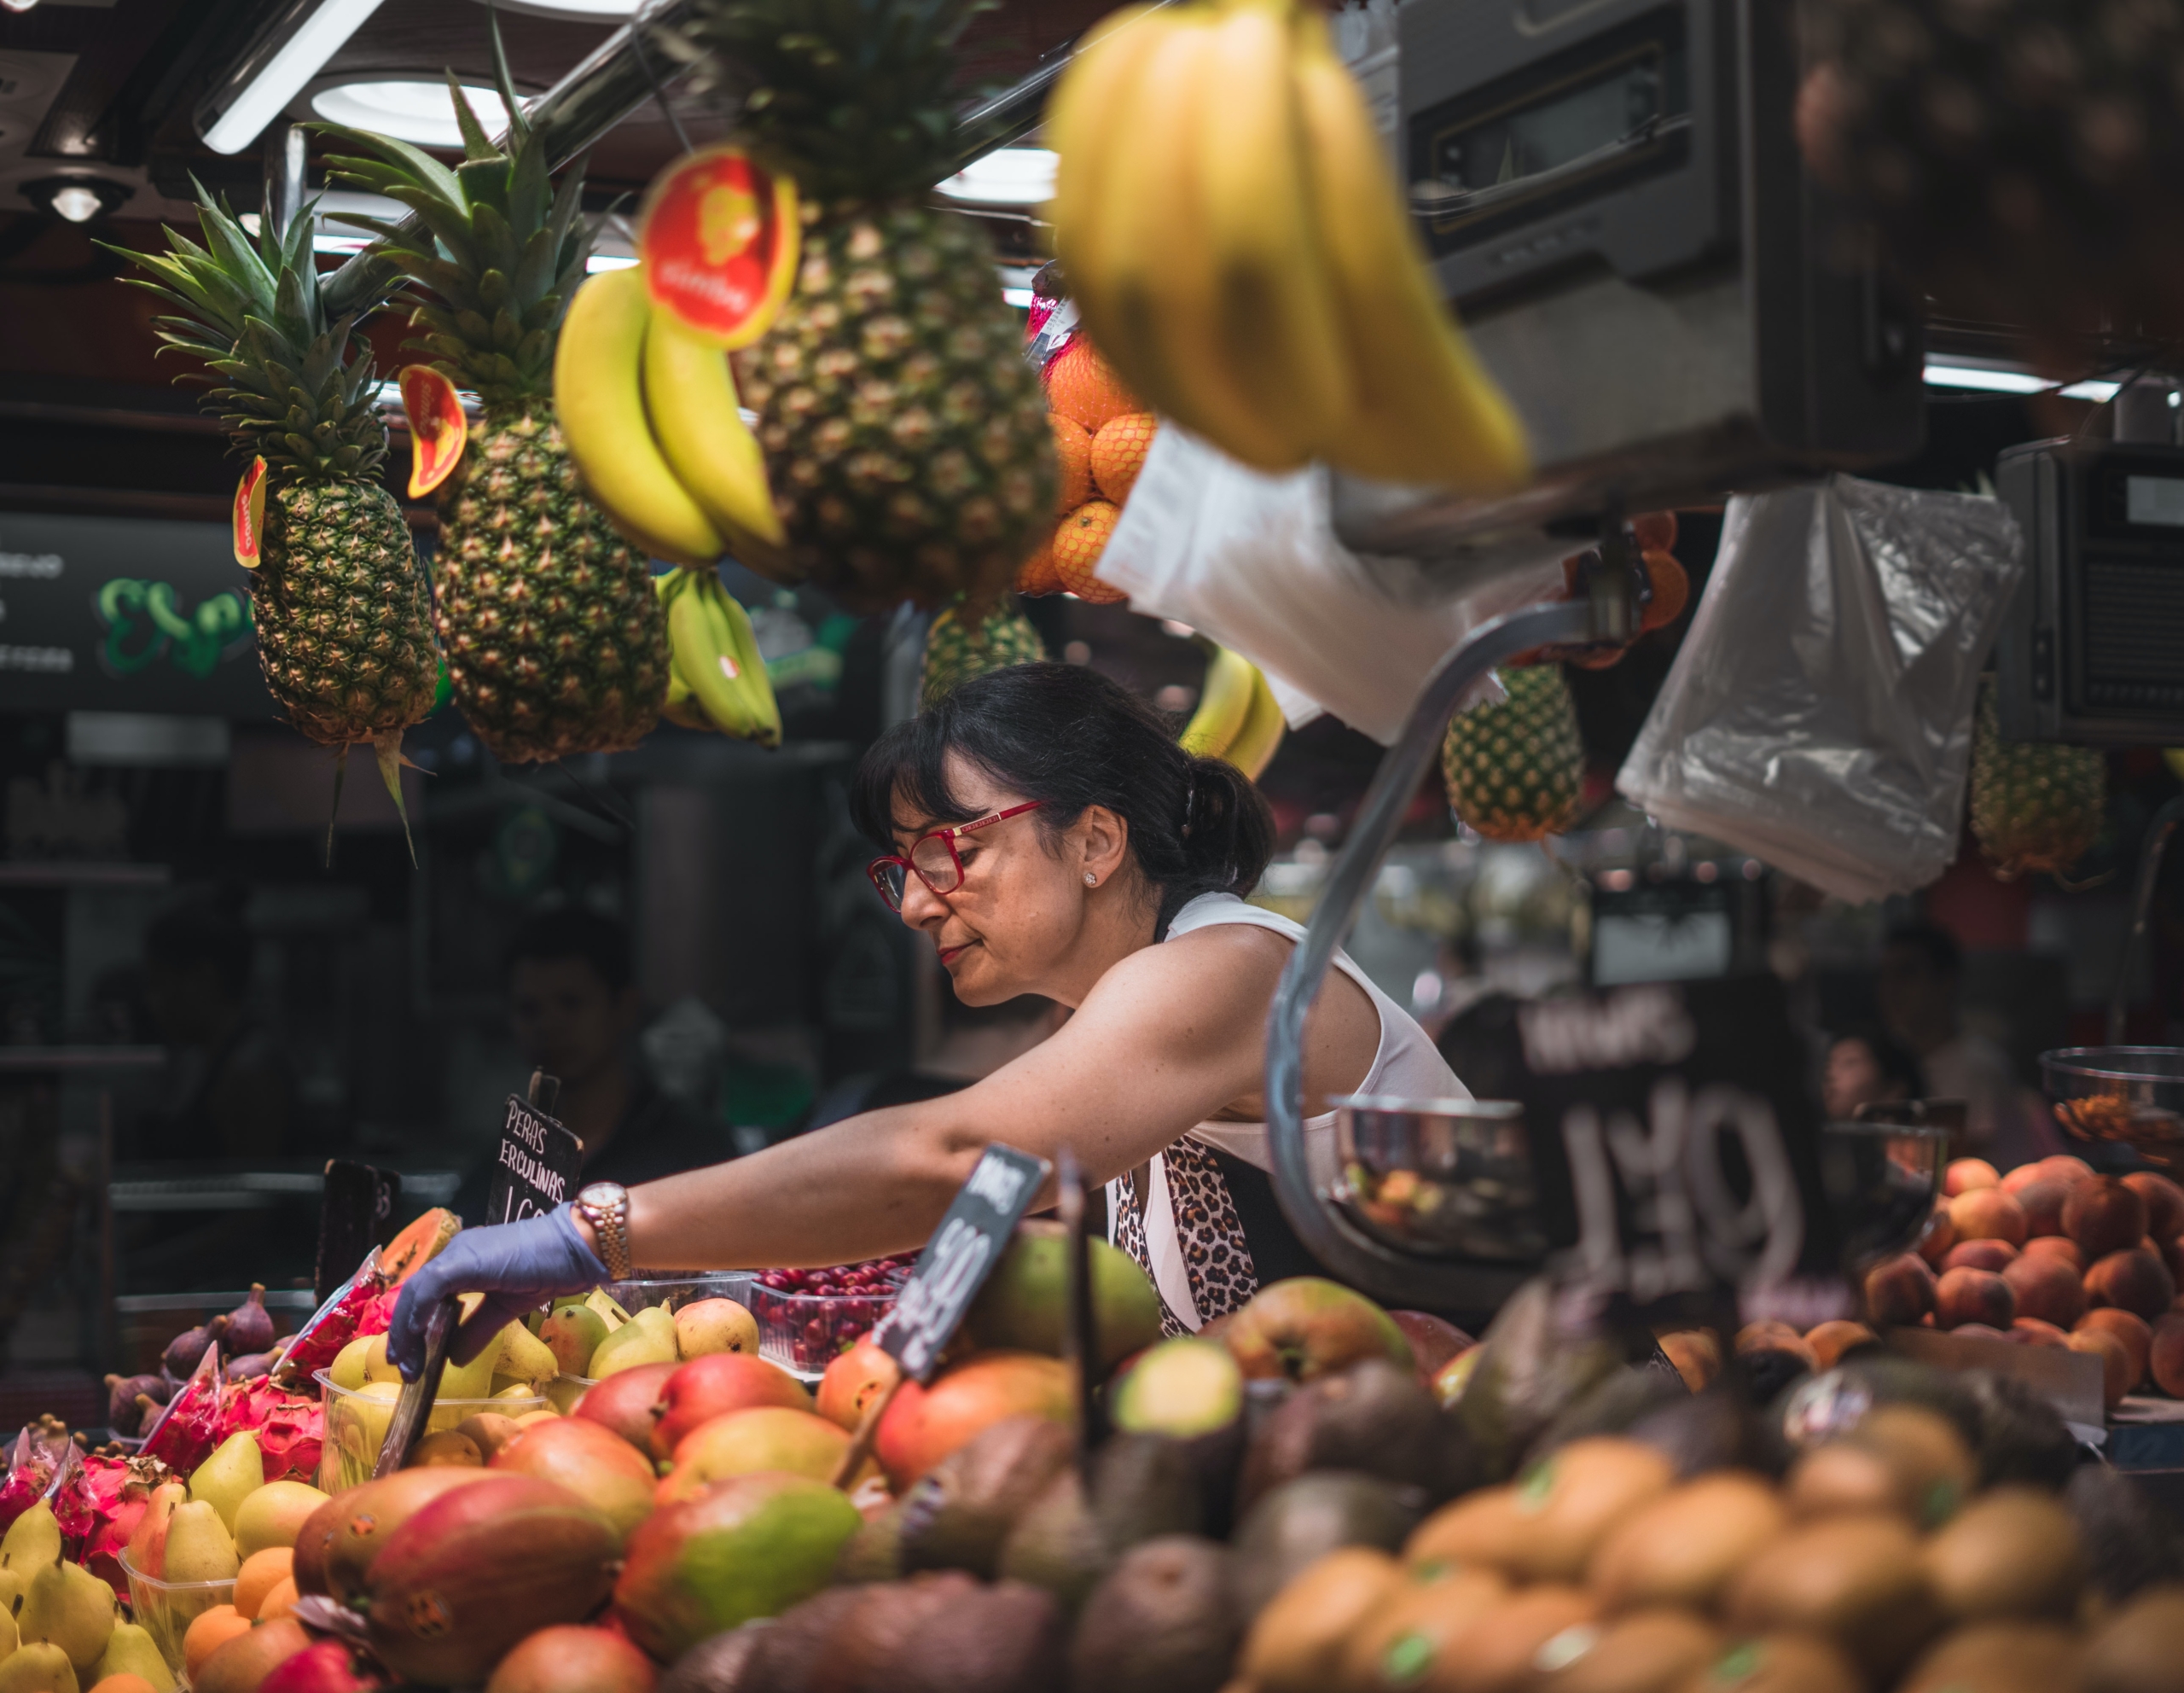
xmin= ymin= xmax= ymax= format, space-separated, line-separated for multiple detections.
xmin=1330 ymin=1095 xmax=1546 ymax=1261
xmin=1816 ymin=1118 xmax=1949 ymax=1269
xmin=2040 ymin=1046 xmax=2184 ymax=1171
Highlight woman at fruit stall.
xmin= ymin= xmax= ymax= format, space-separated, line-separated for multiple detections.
xmin=390 ymin=663 xmax=1463 ymax=1366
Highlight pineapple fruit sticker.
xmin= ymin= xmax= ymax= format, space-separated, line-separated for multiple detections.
xmin=1021 ymin=336 xmax=1153 ymax=604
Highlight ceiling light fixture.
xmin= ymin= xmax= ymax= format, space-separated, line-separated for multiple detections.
xmin=936 ymin=147 xmax=1057 ymax=207
xmin=308 ymin=79 xmax=512 ymax=148
xmin=0 ymin=0 xmax=42 ymax=14
xmin=20 ymin=177 xmax=133 ymax=223
xmin=196 ymin=0 xmax=386 ymax=155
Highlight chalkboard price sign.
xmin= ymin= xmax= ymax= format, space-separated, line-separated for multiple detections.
xmin=484 ymin=1094 xmax=584 ymax=1226
xmin=876 ymin=1143 xmax=1051 ymax=1382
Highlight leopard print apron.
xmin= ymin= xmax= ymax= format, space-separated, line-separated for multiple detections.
xmin=1112 ymin=1140 xmax=1259 ymax=1335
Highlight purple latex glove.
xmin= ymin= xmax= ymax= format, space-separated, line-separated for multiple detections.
xmin=387 ymin=1205 xmax=607 ymax=1378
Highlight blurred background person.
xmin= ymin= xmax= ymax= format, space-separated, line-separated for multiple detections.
xmin=806 ymin=990 xmax=1065 ymax=1128
xmin=137 ymin=896 xmax=293 ymax=1162
xmin=1822 ymin=1023 xmax=1925 ymax=1120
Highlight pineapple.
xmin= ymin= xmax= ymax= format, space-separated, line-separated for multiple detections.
xmin=320 ymin=71 xmax=668 ymax=765
xmin=676 ymin=0 xmax=1056 ymax=613
xmin=1970 ymin=675 xmax=2106 ymax=879
xmin=1441 ymin=665 xmax=1585 ymax=842
xmin=119 ymin=191 xmax=438 ymax=783
xmin=920 ymin=602 xmax=1047 ymax=708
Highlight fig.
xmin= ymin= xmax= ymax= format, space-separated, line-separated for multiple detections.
xmin=223 ymin=1286 xmax=276 ymax=1358
xmin=222 ymin=1354 xmax=272 ymax=1386
xmin=102 ymin=1376 xmax=169 ymax=1438
xmin=161 ymin=1315 xmax=229 ymax=1380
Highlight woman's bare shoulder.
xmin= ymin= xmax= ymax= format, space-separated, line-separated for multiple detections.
xmin=1076 ymin=920 xmax=1292 ymax=1026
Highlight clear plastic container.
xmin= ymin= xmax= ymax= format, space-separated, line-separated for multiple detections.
xmin=601 ymin=1273 xmax=756 ymax=1316
xmin=746 ymin=1282 xmax=904 ymax=1376
xmin=545 ymin=1374 xmax=595 ymax=1416
xmin=315 ymin=1370 xmax=546 ymax=1494
xmin=119 ymin=1552 xmax=235 ymax=1674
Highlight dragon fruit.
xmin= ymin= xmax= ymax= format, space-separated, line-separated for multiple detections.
xmin=61 ymin=1452 xmax=173 ymax=1597
xmin=273 ymin=1254 xmax=396 ymax=1392
xmin=0 ymin=1420 xmax=76 ymax=1539
xmin=140 ymin=1345 xmax=224 ymax=1475
xmin=217 ymin=1377 xmax=323 ymax=1486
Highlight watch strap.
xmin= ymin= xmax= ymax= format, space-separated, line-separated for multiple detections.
xmin=577 ymin=1187 xmax=632 ymax=1280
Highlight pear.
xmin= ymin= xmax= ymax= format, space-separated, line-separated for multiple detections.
xmin=589 ymin=1306 xmax=677 ymax=1379
xmin=584 ymin=1289 xmax=631 ymax=1330
xmin=0 ymin=1641 xmax=77 ymax=1693
xmin=160 ymin=1503 xmax=237 ymax=1585
xmin=0 ymin=1593 xmax=18 ymax=1656
xmin=0 ymin=1564 xmax=24 ymax=1623
xmin=187 ymin=1434 xmax=263 ymax=1534
xmin=0 ymin=1509 xmax=58 ymax=1579
xmin=360 ymin=1335 xmax=400 ymax=1386
xmin=541 ymin=1305 xmax=607 ymax=1376
xmin=85 ymin=1623 xmax=169 ymax=1693
xmin=231 ymin=1481 xmax=328 ymax=1562
xmin=328 ymin=1335 xmax=377 ymax=1393
xmin=20 ymin=1554 xmax=114 ymax=1674
xmin=121 ymin=1484 xmax=185 ymax=1582
xmin=339 ymin=1382 xmax=402 ymax=1470
xmin=495 ymin=1322 xmax=559 ymax=1389
xmin=436 ymin=1341 xmax=499 ymax=1404
xmin=674 ymin=1299 xmax=758 ymax=1360
xmin=491 ymin=1382 xmax=540 ymax=1403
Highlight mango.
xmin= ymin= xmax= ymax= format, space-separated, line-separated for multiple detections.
xmin=481 ymin=1626 xmax=655 ymax=1693
xmin=540 ymin=1306 xmax=607 ymax=1378
xmin=657 ymin=1408 xmax=866 ymax=1502
xmin=488 ymin=1419 xmax=656 ymax=1544
xmin=874 ymin=1352 xmax=1073 ymax=1488
xmin=320 ymin=1469 xmax=495 ymax=1606
xmin=964 ymin=1220 xmax=1163 ymax=1376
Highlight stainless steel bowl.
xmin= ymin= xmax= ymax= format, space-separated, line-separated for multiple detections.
xmin=1330 ymin=1095 xmax=1545 ymax=1261
xmin=2040 ymin=1046 xmax=2184 ymax=1171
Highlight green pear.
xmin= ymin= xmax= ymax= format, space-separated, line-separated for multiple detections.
xmin=87 ymin=1621 xmax=170 ymax=1693
xmin=0 ymin=1509 xmax=58 ymax=1579
xmin=159 ymin=1501 xmax=237 ymax=1585
xmin=0 ymin=1641 xmax=76 ymax=1693
xmin=584 ymin=1288 xmax=631 ymax=1330
xmin=495 ymin=1321 xmax=559 ymax=1388
xmin=491 ymin=1382 xmax=540 ymax=1403
xmin=540 ymin=1304 xmax=607 ymax=1376
xmin=328 ymin=1334 xmax=378 ymax=1392
xmin=436 ymin=1341 xmax=500 ymax=1403
xmin=19 ymin=1555 xmax=113 ymax=1675
xmin=187 ymin=1433 xmax=264 ymax=1533
xmin=589 ymin=1306 xmax=677 ymax=1379
xmin=233 ymin=1479 xmax=329 ymax=1562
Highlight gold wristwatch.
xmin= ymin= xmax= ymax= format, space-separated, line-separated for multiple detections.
xmin=574 ymin=1182 xmax=633 ymax=1280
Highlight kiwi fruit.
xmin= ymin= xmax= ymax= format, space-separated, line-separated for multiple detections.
xmin=2084 ymin=1584 xmax=2184 ymax=1693
xmin=1723 ymin=1513 xmax=1942 ymax=1678
xmin=1782 ymin=1406 xmax=1972 ymax=1529
xmin=1896 ymin=1621 xmax=2084 ymax=1693
xmin=1339 ymin=1565 xmax=1511 ymax=1693
xmin=1534 ymin=1608 xmax=1723 ymax=1693
xmin=1407 ymin=1439 xmax=1672 ymax=1584
xmin=1681 ymin=1634 xmax=1864 ymax=1693
xmin=1589 ymin=1472 xmax=1789 ymax=1614
xmin=1921 ymin=1486 xmax=2084 ymax=1622
xmin=1234 ymin=1547 xmax=1403 ymax=1693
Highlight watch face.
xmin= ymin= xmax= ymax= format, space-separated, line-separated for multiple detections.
xmin=578 ymin=1183 xmax=626 ymax=1207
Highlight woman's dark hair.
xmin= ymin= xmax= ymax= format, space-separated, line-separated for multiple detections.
xmin=1830 ymin=1023 xmax=1925 ymax=1099
xmin=851 ymin=662 xmax=1276 ymax=937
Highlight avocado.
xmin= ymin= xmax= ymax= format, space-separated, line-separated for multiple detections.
xmin=898 ymin=1415 xmax=1074 ymax=1578
xmin=1238 ymin=1358 xmax=1457 ymax=1516
xmin=803 ymin=1570 xmax=979 ymax=1693
xmin=892 ymin=1579 xmax=1066 ymax=1693
xmin=1230 ymin=1471 xmax=1424 ymax=1618
xmin=1526 ymin=1366 xmax=1687 ymax=1458
xmin=659 ymin=1625 xmax=770 ymax=1693
xmin=994 ymin=1432 xmax=1201 ymax=1612
xmin=2067 ymin=1465 xmax=2184 ymax=1607
xmin=1624 ymin=1386 xmax=1783 ymax=1479
xmin=1111 ymin=1339 xmax=1249 ymax=1536
xmin=1452 ymin=1280 xmax=1623 ymax=1482
xmin=1959 ymin=1370 xmax=2077 ymax=1491
xmin=730 ymin=1586 xmax=867 ymax=1691
xmin=1736 ymin=1347 xmax=1815 ymax=1407
xmin=834 ymin=1498 xmax=905 ymax=1585
xmin=1067 ymin=1535 xmax=1241 ymax=1693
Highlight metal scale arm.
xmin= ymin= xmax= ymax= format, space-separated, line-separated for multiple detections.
xmin=1262 ymin=553 xmax=1636 ymax=1308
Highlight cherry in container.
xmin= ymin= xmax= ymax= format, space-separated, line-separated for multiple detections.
xmin=746 ymin=1256 xmax=915 ymax=1376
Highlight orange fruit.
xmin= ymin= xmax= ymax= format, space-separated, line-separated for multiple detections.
xmin=89 ymin=1678 xmax=159 ymax=1693
xmin=1016 ymin=539 xmax=1063 ymax=596
xmin=1044 ymin=339 xmax=1141 ymax=432
xmin=184 ymin=1605 xmax=252 ymax=1678
xmin=1053 ymin=501 xmax=1128 ymax=603
xmin=235 ymin=1546 xmax=294 ymax=1620
xmin=1090 ymin=412 xmax=1157 ymax=503
xmin=1052 ymin=414 xmax=1094 ymax=512
xmin=256 ymin=1576 xmax=299 ymax=1623
xmin=1631 ymin=510 xmax=1678 ymax=551
xmin=1641 ymin=548 xmax=1689 ymax=630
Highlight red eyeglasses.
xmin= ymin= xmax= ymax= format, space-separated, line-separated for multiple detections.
xmin=866 ymin=801 xmax=1046 ymax=911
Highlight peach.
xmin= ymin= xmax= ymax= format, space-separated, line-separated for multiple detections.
xmin=2003 ymin=1253 xmax=2088 ymax=1328
xmin=1862 ymin=1254 xmax=1937 ymax=1329
xmin=2038 ymin=1155 xmax=2097 ymax=1186
xmin=1804 ymin=1321 xmax=1879 ymax=1370
xmin=2065 ymin=1177 xmax=2148 ymax=1260
xmin=2085 ymin=1246 xmax=2176 ymax=1322
xmin=1936 ymin=1267 xmax=2016 ymax=1330
xmin=2077 ymin=1308 xmax=2153 ymax=1388
xmin=2069 ymin=1328 xmax=2132 ymax=1409
xmin=816 ymin=1335 xmax=901 ymax=1432
xmin=1657 ymin=1330 xmax=1722 ymax=1393
xmin=1943 ymin=1239 xmax=2018 ymax=1274
xmin=2024 ymin=1235 xmax=2084 ymax=1271
xmin=1949 ymin=1324 xmax=2008 ymax=1341
xmin=2128 ymin=1172 xmax=2184 ymax=1243
xmin=2001 ymin=1162 xmax=2048 ymax=1197
xmin=2164 ymin=1235 xmax=2184 ymax=1290
xmin=2151 ymin=1312 xmax=2184 ymax=1397
xmin=1950 ymin=1187 xmax=2028 ymax=1247
xmin=1917 ymin=1199 xmax=1957 ymax=1269
xmin=2013 ymin=1179 xmax=2072 ymax=1238
xmin=2010 ymin=1317 xmax=2069 ymax=1347
xmin=1946 ymin=1158 xmax=2001 ymax=1196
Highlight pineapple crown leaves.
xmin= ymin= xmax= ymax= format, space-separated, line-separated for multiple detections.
xmin=317 ymin=37 xmax=589 ymax=408
xmin=667 ymin=0 xmax=996 ymax=203
xmin=110 ymin=184 xmax=387 ymax=481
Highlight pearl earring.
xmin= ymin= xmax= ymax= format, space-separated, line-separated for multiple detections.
xmin=1085 ymin=873 xmax=1097 ymax=885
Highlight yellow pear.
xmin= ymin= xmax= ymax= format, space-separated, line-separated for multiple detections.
xmin=360 ymin=1335 xmax=400 ymax=1386
xmin=187 ymin=1434 xmax=263 ymax=1534
xmin=674 ymin=1299 xmax=758 ymax=1359
xmin=0 ymin=1641 xmax=76 ymax=1693
xmin=328 ymin=1335 xmax=378 ymax=1392
xmin=232 ymin=1481 xmax=328 ymax=1561
xmin=584 ymin=1289 xmax=630 ymax=1330
xmin=85 ymin=1624 xmax=169 ymax=1693
xmin=589 ymin=1306 xmax=677 ymax=1379
xmin=436 ymin=1341 xmax=499 ymax=1403
xmin=495 ymin=1322 xmax=558 ymax=1389
xmin=160 ymin=1503 xmax=237 ymax=1585
xmin=18 ymin=1555 xmax=113 ymax=1674
xmin=0 ymin=1562 xmax=27 ymax=1619
xmin=0 ymin=1594 xmax=19 ymax=1656
xmin=0 ymin=1509 xmax=58 ymax=1579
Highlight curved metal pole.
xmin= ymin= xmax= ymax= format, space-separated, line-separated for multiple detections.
xmin=1263 ymin=594 xmax=1600 ymax=1310
xmin=2111 ymin=794 xmax=2184 ymax=1044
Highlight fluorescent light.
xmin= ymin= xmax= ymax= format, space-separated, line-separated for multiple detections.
xmin=937 ymin=147 xmax=1058 ymax=207
xmin=49 ymin=185 xmax=102 ymax=223
xmin=1925 ymin=360 xmax=2123 ymax=403
xmin=311 ymin=79 xmax=507 ymax=149
xmin=1002 ymin=287 xmax=1034 ymax=308
xmin=200 ymin=0 xmax=386 ymax=155
xmin=585 ymin=253 xmax=640 ymax=272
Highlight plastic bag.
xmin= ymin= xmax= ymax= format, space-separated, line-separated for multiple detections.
xmin=1092 ymin=428 xmax=1567 ymax=743
xmin=1618 ymin=474 xmax=2024 ymax=904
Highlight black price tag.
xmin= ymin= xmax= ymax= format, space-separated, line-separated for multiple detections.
xmin=316 ymin=1161 xmax=401 ymax=1303
xmin=484 ymin=1093 xmax=584 ymax=1226
xmin=876 ymin=1143 xmax=1051 ymax=1382
xmin=1507 ymin=976 xmax=1832 ymax=1322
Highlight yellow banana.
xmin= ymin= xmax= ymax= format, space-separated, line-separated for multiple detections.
xmin=666 ymin=576 xmax=760 ymax=738
xmin=555 ymin=267 xmax=726 ymax=566
xmin=1180 ymin=639 xmax=1256 ymax=759
xmin=1048 ymin=6 xmax=1167 ymax=297
xmin=696 ymin=573 xmax=782 ymax=747
xmin=640 ymin=302 xmax=793 ymax=582
xmin=1290 ymin=15 xmax=1531 ymax=492
xmin=654 ymin=570 xmax=715 ymax=730
xmin=1225 ymin=666 xmax=1287 ymax=781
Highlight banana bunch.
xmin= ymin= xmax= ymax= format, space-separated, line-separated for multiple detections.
xmin=555 ymin=264 xmax=793 ymax=581
xmin=1048 ymin=0 xmax=1530 ymax=493
xmin=655 ymin=567 xmax=783 ymax=746
xmin=1179 ymin=640 xmax=1286 ymax=780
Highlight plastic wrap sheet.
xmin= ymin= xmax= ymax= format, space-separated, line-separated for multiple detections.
xmin=1092 ymin=427 xmax=1566 ymax=744
xmin=1618 ymin=474 xmax=2024 ymax=904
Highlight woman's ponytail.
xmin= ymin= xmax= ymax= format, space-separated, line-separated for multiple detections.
xmin=1167 ymin=753 xmax=1275 ymax=929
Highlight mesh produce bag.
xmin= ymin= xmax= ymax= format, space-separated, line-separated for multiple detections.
xmin=1618 ymin=474 xmax=2022 ymax=903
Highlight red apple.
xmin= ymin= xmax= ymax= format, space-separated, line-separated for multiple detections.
xmin=1936 ymin=1267 xmax=2016 ymax=1330
xmin=1950 ymin=1188 xmax=2028 ymax=1247
xmin=2077 ymin=1307 xmax=2152 ymax=1388
xmin=1942 ymin=1239 xmax=2018 ymax=1274
xmin=2003 ymin=1252 xmax=2087 ymax=1329
xmin=650 ymin=1353 xmax=812 ymax=1462
xmin=1386 ymin=1312 xmax=1474 ymax=1384
xmin=1862 ymin=1254 xmax=1937 ymax=1329
xmin=2065 ymin=1178 xmax=2149 ymax=1261
xmin=2126 ymin=1173 xmax=2184 ymax=1243
xmin=2150 ymin=1313 xmax=2184 ymax=1397
xmin=1946 ymin=1158 xmax=2001 ymax=1196
xmin=2085 ymin=1246 xmax=2176 ymax=1323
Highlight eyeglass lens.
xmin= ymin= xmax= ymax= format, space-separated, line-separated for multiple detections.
xmin=909 ymin=835 xmax=962 ymax=893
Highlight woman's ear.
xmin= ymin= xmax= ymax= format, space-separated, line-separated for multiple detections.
xmin=1076 ymin=805 xmax=1130 ymax=887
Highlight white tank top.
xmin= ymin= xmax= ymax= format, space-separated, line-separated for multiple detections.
xmin=1107 ymin=892 xmax=1467 ymax=1331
